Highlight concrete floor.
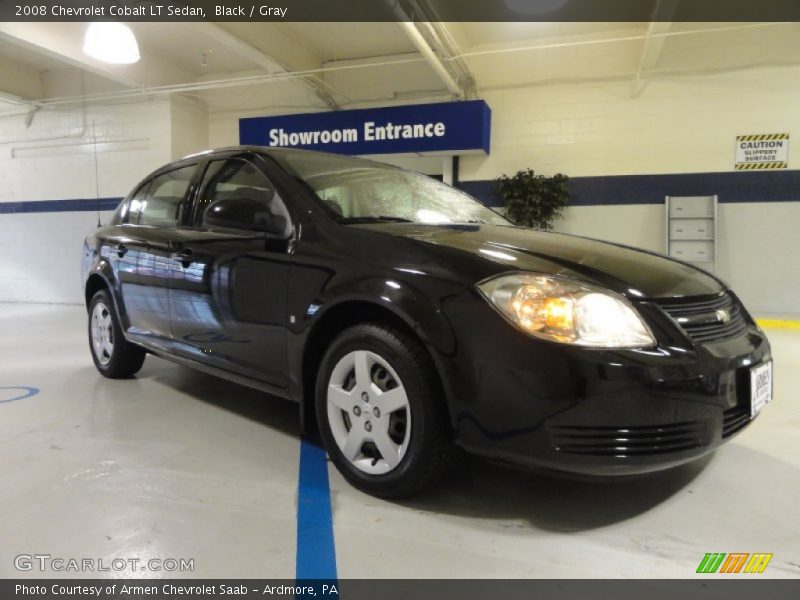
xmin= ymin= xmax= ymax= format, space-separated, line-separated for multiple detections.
xmin=1 ymin=303 xmax=798 ymax=579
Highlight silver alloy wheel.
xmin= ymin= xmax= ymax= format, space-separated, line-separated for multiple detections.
xmin=326 ymin=350 xmax=412 ymax=475
xmin=91 ymin=302 xmax=114 ymax=366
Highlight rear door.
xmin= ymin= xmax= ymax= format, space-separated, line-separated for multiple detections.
xmin=118 ymin=164 xmax=198 ymax=352
xmin=101 ymin=181 xmax=150 ymax=332
xmin=169 ymin=154 xmax=294 ymax=387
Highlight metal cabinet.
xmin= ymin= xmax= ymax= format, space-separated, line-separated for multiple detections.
xmin=666 ymin=195 xmax=717 ymax=272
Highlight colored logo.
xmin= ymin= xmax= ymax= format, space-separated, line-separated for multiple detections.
xmin=697 ymin=552 xmax=773 ymax=574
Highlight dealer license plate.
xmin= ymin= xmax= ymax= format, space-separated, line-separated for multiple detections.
xmin=750 ymin=361 xmax=773 ymax=418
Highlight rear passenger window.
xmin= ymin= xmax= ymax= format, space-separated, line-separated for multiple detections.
xmin=129 ymin=165 xmax=195 ymax=227
xmin=119 ymin=182 xmax=149 ymax=224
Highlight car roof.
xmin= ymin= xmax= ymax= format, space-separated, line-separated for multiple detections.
xmin=172 ymin=145 xmax=403 ymax=176
xmin=179 ymin=145 xmax=337 ymax=162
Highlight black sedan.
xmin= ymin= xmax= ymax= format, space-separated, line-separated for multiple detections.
xmin=81 ymin=146 xmax=772 ymax=498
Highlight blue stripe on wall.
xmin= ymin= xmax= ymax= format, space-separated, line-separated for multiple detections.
xmin=459 ymin=169 xmax=800 ymax=207
xmin=0 ymin=198 xmax=122 ymax=214
xmin=3 ymin=169 xmax=800 ymax=213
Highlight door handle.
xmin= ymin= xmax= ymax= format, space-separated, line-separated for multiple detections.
xmin=172 ymin=249 xmax=194 ymax=268
xmin=115 ymin=243 xmax=128 ymax=258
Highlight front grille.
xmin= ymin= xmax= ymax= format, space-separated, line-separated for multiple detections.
xmin=549 ymin=421 xmax=705 ymax=456
xmin=655 ymin=292 xmax=747 ymax=343
xmin=722 ymin=406 xmax=751 ymax=438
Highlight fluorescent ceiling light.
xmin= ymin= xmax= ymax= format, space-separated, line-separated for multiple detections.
xmin=83 ymin=23 xmax=140 ymax=64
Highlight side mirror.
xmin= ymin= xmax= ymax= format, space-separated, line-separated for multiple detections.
xmin=204 ymin=197 xmax=287 ymax=236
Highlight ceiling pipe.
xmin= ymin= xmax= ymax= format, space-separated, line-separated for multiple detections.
xmin=386 ymin=0 xmax=464 ymax=98
xmin=397 ymin=20 xmax=462 ymax=98
xmin=455 ymin=22 xmax=783 ymax=60
xmin=0 ymin=90 xmax=31 ymax=106
xmin=17 ymin=21 xmax=793 ymax=109
xmin=632 ymin=21 xmax=658 ymax=98
xmin=419 ymin=21 xmax=477 ymax=99
xmin=30 ymin=55 xmax=431 ymax=107
xmin=400 ymin=0 xmax=478 ymax=99
xmin=0 ymin=70 xmax=88 ymax=144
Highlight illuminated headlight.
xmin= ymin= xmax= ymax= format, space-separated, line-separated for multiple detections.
xmin=477 ymin=273 xmax=655 ymax=348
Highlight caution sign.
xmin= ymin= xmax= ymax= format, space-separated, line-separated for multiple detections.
xmin=735 ymin=134 xmax=789 ymax=170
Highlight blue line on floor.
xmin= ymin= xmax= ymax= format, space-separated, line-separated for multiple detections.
xmin=296 ymin=436 xmax=338 ymax=581
xmin=0 ymin=386 xmax=40 ymax=404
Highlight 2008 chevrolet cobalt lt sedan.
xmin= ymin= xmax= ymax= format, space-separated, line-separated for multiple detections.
xmin=82 ymin=146 xmax=773 ymax=498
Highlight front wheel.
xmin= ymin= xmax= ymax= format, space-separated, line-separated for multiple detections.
xmin=315 ymin=323 xmax=459 ymax=498
xmin=88 ymin=290 xmax=146 ymax=378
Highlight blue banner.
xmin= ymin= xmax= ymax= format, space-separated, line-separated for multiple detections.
xmin=239 ymin=100 xmax=491 ymax=156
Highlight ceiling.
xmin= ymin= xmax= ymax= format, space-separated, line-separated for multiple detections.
xmin=0 ymin=20 xmax=798 ymax=112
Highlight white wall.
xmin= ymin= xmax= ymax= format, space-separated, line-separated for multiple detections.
xmin=460 ymin=64 xmax=800 ymax=179
xmin=206 ymin=64 xmax=800 ymax=181
xmin=3 ymin=105 xmax=171 ymax=202
xmin=170 ymin=97 xmax=209 ymax=159
xmin=2 ymin=61 xmax=799 ymax=315
xmin=455 ymin=66 xmax=800 ymax=316
xmin=0 ymin=74 xmax=210 ymax=305
xmin=0 ymin=211 xmax=114 ymax=303
xmin=205 ymin=64 xmax=800 ymax=316
xmin=0 ymin=103 xmax=171 ymax=305
xmin=556 ymin=203 xmax=800 ymax=318
xmin=715 ymin=202 xmax=800 ymax=316
xmin=556 ymin=205 xmax=665 ymax=252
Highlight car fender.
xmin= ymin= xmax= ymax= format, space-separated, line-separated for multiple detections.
xmin=290 ymin=274 xmax=462 ymax=428
xmin=84 ymin=248 xmax=132 ymax=332
xmin=322 ymin=276 xmax=458 ymax=355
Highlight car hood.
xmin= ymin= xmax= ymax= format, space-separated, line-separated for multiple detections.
xmin=352 ymin=223 xmax=724 ymax=299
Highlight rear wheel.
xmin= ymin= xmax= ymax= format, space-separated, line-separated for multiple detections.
xmin=315 ymin=323 xmax=458 ymax=498
xmin=88 ymin=290 xmax=146 ymax=378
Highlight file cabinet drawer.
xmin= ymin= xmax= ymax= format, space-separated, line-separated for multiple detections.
xmin=669 ymin=240 xmax=714 ymax=262
xmin=668 ymin=196 xmax=715 ymax=218
xmin=669 ymin=219 xmax=713 ymax=240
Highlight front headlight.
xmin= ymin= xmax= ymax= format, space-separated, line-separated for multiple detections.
xmin=477 ymin=273 xmax=655 ymax=348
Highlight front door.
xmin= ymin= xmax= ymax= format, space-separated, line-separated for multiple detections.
xmin=169 ymin=156 xmax=293 ymax=388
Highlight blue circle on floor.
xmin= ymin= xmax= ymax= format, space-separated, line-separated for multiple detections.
xmin=0 ymin=386 xmax=40 ymax=404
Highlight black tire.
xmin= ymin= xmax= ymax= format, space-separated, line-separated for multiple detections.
xmin=315 ymin=323 xmax=459 ymax=498
xmin=88 ymin=290 xmax=146 ymax=378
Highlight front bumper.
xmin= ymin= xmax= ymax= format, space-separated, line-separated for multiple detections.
xmin=439 ymin=291 xmax=772 ymax=476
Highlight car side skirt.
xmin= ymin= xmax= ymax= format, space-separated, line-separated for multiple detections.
xmin=138 ymin=342 xmax=293 ymax=401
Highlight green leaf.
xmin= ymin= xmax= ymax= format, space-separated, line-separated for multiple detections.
xmin=494 ymin=169 xmax=572 ymax=229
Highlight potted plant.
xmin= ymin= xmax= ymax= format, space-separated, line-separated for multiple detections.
xmin=494 ymin=168 xmax=571 ymax=229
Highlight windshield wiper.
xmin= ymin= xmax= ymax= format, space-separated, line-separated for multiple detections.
xmin=339 ymin=216 xmax=414 ymax=224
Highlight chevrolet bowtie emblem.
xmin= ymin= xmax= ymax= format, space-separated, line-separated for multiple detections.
xmin=716 ymin=309 xmax=731 ymax=323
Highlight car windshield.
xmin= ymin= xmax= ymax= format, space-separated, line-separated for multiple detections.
xmin=271 ymin=149 xmax=509 ymax=226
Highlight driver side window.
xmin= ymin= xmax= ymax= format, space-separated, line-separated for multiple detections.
xmin=194 ymin=158 xmax=291 ymax=237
